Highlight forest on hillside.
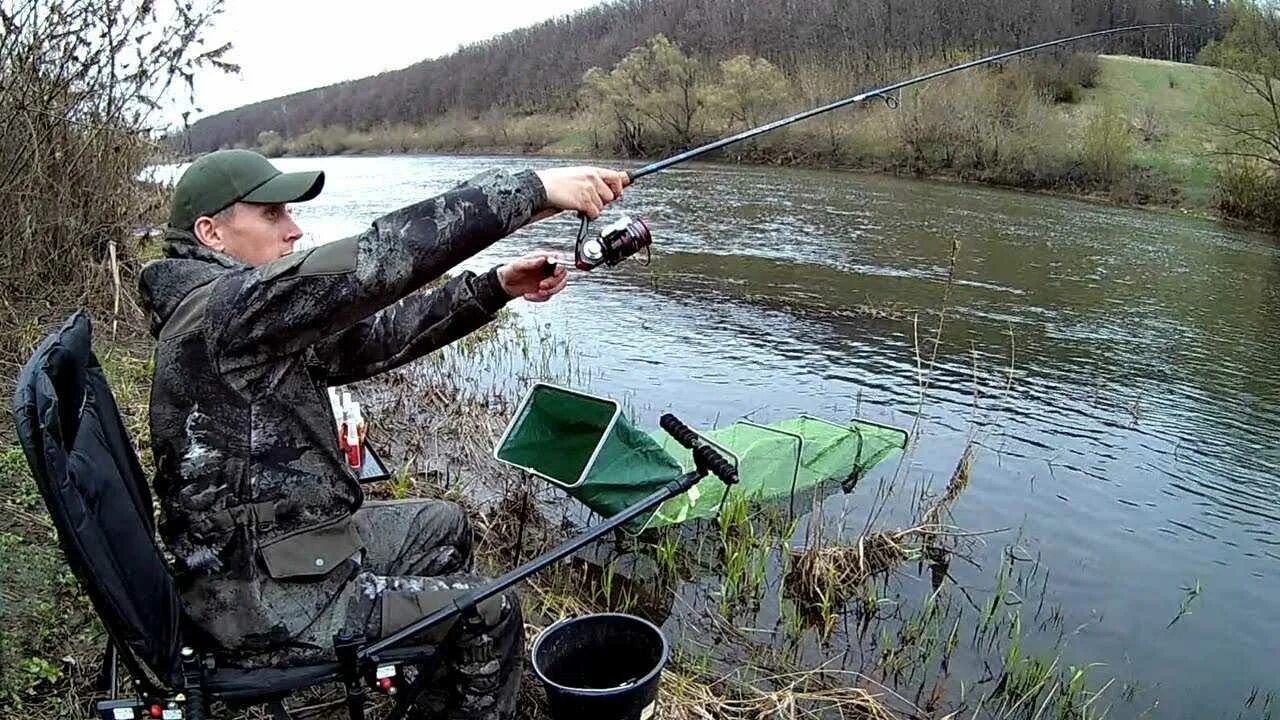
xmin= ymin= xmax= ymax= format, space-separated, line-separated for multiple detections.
xmin=181 ymin=0 xmax=1225 ymax=152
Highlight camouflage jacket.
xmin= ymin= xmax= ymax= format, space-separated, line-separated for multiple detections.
xmin=138 ymin=168 xmax=545 ymax=651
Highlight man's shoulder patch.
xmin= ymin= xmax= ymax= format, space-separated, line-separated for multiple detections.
xmin=159 ymin=280 xmax=218 ymax=341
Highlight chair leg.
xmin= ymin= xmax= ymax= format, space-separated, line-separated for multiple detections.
xmin=333 ymin=633 xmax=367 ymax=720
xmin=96 ymin=641 xmax=119 ymax=698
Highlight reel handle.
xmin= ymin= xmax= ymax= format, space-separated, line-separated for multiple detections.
xmin=660 ymin=413 xmax=739 ymax=486
xmin=574 ymin=212 xmax=593 ymax=271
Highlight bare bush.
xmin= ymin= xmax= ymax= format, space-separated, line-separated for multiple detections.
xmin=0 ymin=0 xmax=234 ymax=378
xmin=895 ymin=79 xmax=967 ymax=171
xmin=1066 ymin=51 xmax=1102 ymax=89
xmin=508 ymin=114 xmax=558 ymax=152
xmin=1083 ymin=102 xmax=1135 ymax=183
xmin=1029 ymin=51 xmax=1100 ymax=104
xmin=1215 ymin=159 xmax=1280 ymax=232
xmin=1201 ymin=1 xmax=1280 ymax=232
xmin=1137 ymin=104 xmax=1162 ymax=143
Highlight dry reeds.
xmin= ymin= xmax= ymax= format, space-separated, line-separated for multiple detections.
xmin=653 ymin=668 xmax=909 ymax=720
xmin=786 ymin=444 xmax=977 ymax=617
xmin=788 ymin=531 xmax=908 ymax=599
xmin=926 ymin=444 xmax=973 ymax=525
xmin=785 ymin=528 xmax=928 ymax=614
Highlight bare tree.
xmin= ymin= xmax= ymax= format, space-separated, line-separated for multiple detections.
xmin=1200 ymin=0 xmax=1280 ymax=171
xmin=582 ymin=35 xmax=707 ymax=154
xmin=0 ymin=0 xmax=234 ymax=375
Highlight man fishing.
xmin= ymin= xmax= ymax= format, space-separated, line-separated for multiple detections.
xmin=139 ymin=148 xmax=627 ymax=719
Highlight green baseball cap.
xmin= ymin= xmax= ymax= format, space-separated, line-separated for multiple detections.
xmin=167 ymin=149 xmax=325 ymax=231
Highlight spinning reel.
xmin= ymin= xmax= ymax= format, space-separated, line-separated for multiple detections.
xmin=573 ymin=213 xmax=653 ymax=271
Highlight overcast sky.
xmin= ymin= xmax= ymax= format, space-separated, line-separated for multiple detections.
xmin=163 ymin=0 xmax=602 ymax=127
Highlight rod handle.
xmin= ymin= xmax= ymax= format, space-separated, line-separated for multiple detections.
xmin=660 ymin=413 xmax=738 ymax=485
xmin=660 ymin=413 xmax=699 ymax=449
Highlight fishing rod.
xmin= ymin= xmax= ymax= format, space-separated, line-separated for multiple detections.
xmin=569 ymin=23 xmax=1185 ymax=271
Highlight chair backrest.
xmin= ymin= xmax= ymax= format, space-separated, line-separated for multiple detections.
xmin=10 ymin=311 xmax=181 ymax=692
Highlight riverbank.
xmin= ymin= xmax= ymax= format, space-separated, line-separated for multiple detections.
xmin=0 ymin=305 xmax=1155 ymax=719
xmin=279 ymin=142 xmax=1230 ymax=227
xmin=229 ymin=55 xmax=1238 ymax=229
xmin=7 ymin=154 xmax=1280 ymax=718
xmin=0 ymin=319 xmax=925 ymax=719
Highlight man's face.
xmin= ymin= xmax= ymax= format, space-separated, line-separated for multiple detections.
xmin=194 ymin=202 xmax=303 ymax=267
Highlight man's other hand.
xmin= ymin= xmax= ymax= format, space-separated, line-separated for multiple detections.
xmin=497 ymin=252 xmax=568 ymax=303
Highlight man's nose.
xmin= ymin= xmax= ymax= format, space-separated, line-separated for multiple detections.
xmin=284 ymin=211 xmax=303 ymax=241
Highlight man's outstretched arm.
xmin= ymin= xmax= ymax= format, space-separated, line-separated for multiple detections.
xmin=204 ymin=166 xmax=620 ymax=391
xmin=310 ymin=251 xmax=567 ymax=384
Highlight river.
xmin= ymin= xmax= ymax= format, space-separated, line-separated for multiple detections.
xmin=154 ymin=154 xmax=1280 ymax=717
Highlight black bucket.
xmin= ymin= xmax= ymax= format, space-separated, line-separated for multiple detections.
xmin=531 ymin=613 xmax=669 ymax=720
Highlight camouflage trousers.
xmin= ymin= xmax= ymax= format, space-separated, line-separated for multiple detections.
xmin=265 ymin=499 xmax=523 ymax=719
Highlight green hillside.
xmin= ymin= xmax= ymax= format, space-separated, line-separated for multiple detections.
xmin=1086 ymin=55 xmax=1223 ymax=206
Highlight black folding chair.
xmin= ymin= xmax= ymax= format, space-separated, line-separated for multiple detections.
xmin=9 ymin=312 xmax=444 ymax=719
xmin=10 ymin=311 xmax=736 ymax=719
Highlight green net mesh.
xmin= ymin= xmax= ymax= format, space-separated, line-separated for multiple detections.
xmin=494 ymin=384 xmax=907 ymax=532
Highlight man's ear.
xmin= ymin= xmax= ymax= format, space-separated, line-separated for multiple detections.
xmin=192 ymin=216 xmax=222 ymax=250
